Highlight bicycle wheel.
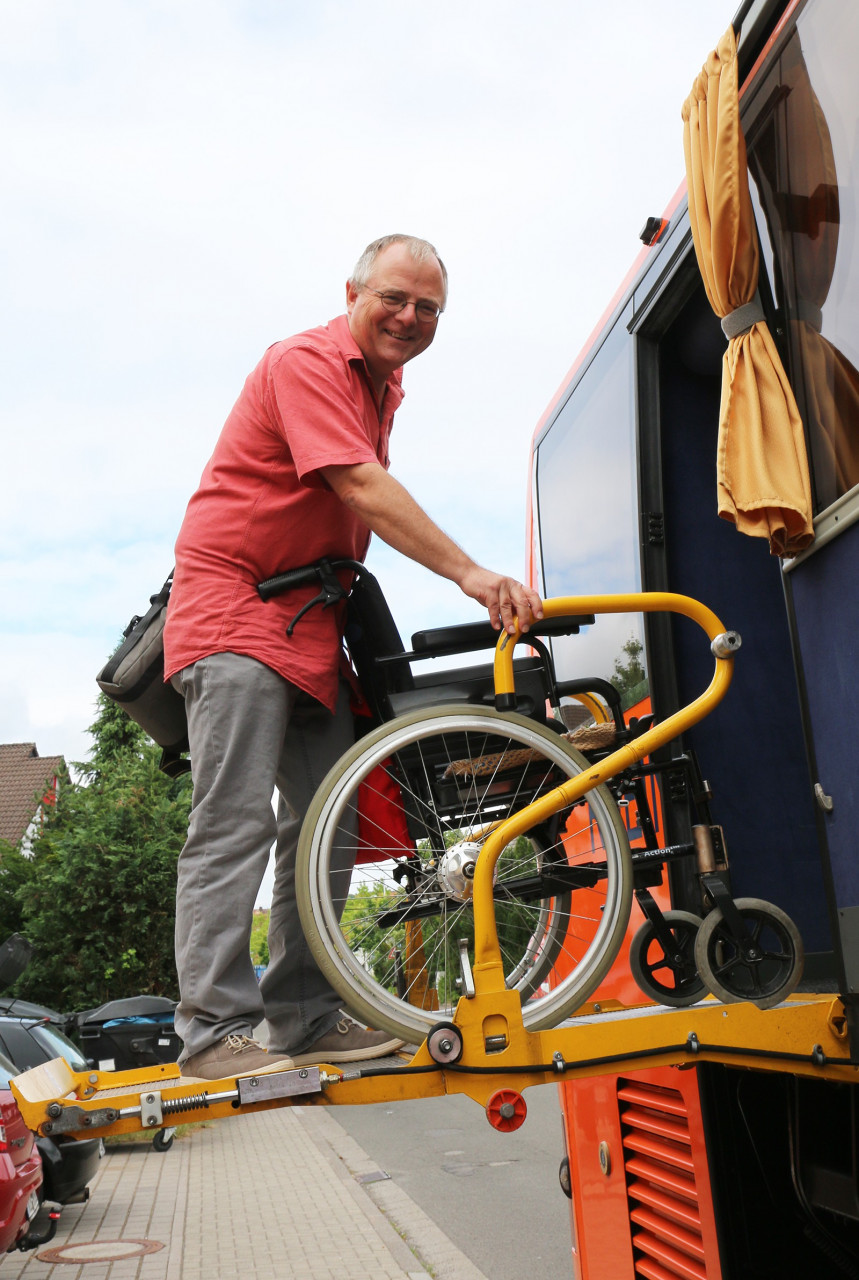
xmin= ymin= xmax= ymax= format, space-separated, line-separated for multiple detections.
xmin=297 ymin=706 xmax=633 ymax=1042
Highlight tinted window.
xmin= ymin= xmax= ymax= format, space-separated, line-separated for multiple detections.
xmin=0 ymin=1023 xmax=45 ymax=1072
xmin=746 ymin=0 xmax=859 ymax=512
xmin=534 ymin=305 xmax=647 ymax=707
xmin=30 ymin=1024 xmax=88 ymax=1071
xmin=0 ymin=1021 xmax=87 ymax=1073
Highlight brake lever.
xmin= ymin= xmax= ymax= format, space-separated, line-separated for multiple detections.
xmin=285 ymin=559 xmax=349 ymax=636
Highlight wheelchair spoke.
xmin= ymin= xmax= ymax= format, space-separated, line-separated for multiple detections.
xmin=298 ymin=707 xmax=632 ymax=1041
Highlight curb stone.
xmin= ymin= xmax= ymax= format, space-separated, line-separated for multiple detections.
xmin=301 ymin=1109 xmax=491 ymax=1280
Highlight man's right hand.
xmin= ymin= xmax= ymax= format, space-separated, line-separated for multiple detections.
xmin=457 ymin=566 xmax=544 ymax=635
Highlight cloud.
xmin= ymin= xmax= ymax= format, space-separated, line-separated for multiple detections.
xmin=1 ymin=0 xmax=729 ymax=772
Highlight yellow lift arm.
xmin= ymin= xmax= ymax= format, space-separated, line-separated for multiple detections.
xmin=10 ymin=995 xmax=858 ymax=1142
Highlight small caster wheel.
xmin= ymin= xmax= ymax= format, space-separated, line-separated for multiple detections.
xmin=426 ymin=1021 xmax=463 ymax=1065
xmin=694 ymin=897 xmax=804 ymax=1010
xmin=152 ymin=1127 xmax=175 ymax=1153
xmin=629 ymin=911 xmax=707 ymax=1007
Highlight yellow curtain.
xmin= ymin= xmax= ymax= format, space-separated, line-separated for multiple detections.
xmin=682 ymin=27 xmax=814 ymax=556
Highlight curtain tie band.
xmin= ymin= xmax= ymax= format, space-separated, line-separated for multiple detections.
xmin=796 ymin=298 xmax=823 ymax=332
xmin=721 ymin=292 xmax=765 ymax=339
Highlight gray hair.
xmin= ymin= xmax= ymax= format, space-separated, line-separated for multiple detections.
xmin=349 ymin=234 xmax=448 ymax=310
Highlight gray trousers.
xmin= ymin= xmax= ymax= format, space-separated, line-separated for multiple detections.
xmin=172 ymin=653 xmax=356 ymax=1062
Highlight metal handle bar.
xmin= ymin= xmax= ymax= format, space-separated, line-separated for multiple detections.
xmin=470 ymin=592 xmax=740 ymax=993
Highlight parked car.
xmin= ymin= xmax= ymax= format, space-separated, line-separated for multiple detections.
xmin=0 ymin=1052 xmax=42 ymax=1253
xmin=0 ymin=1021 xmax=101 ymax=1205
xmin=0 ymin=986 xmax=181 ymax=1155
xmin=0 ymin=996 xmax=69 ymax=1026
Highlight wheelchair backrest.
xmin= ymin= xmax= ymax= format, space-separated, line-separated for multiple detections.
xmin=345 ymin=568 xmax=590 ymax=731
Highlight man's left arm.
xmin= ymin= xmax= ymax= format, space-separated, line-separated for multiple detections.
xmin=321 ymin=461 xmax=543 ymax=635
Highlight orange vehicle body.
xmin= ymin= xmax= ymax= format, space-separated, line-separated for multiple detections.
xmin=551 ymin=694 xmax=668 ymax=1013
xmin=561 ymin=1066 xmax=722 ymax=1280
xmin=549 ymin=702 xmax=724 ymax=1280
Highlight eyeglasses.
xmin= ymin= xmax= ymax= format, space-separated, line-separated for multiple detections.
xmin=364 ymin=289 xmax=443 ymax=323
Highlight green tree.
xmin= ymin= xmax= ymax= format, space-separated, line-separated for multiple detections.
xmin=0 ymin=835 xmax=37 ymax=942
xmin=8 ymin=696 xmax=191 ymax=1011
xmin=340 ymin=882 xmax=405 ymax=987
xmin=610 ymin=636 xmax=648 ymax=711
xmin=250 ymin=910 xmax=270 ymax=967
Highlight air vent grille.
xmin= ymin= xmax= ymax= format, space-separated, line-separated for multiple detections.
xmin=619 ymin=1081 xmax=707 ymax=1280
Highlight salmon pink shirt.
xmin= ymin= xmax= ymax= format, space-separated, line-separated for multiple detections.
xmin=164 ymin=315 xmax=405 ymax=713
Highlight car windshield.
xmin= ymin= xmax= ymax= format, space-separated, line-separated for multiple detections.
xmin=30 ymin=1023 xmax=88 ymax=1072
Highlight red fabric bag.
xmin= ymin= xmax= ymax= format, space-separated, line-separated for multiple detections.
xmin=356 ymin=761 xmax=412 ymax=863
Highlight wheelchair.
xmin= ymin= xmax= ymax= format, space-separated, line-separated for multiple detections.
xmin=4 ymin=567 xmax=813 ymax=1151
xmin=259 ymin=561 xmax=804 ymax=1047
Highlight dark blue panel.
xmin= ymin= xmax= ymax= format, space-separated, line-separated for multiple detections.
xmin=789 ymin=521 xmax=859 ymax=908
xmin=659 ymin=327 xmax=831 ymax=952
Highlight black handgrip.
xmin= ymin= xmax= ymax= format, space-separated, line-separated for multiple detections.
xmin=258 ymin=566 xmax=324 ymax=601
xmin=257 ymin=558 xmax=364 ymax=602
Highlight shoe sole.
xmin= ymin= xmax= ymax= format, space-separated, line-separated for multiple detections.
xmin=289 ymin=1038 xmax=405 ymax=1066
xmin=179 ymin=1056 xmax=296 ymax=1083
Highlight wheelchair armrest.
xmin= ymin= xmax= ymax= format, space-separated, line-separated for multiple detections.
xmin=410 ymin=614 xmax=595 ymax=659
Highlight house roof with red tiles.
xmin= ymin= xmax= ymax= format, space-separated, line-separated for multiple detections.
xmin=0 ymin=743 xmax=64 ymax=847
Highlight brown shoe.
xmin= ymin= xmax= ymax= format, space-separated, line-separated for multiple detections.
xmin=180 ymin=1034 xmax=294 ymax=1081
xmin=290 ymin=1017 xmax=404 ymax=1066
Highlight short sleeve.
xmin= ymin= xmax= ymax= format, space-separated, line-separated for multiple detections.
xmin=267 ymin=342 xmax=381 ymax=490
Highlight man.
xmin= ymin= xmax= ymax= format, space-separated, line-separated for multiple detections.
xmin=164 ymin=234 xmax=543 ymax=1082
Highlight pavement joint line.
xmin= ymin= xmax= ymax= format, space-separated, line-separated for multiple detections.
xmin=291 ymin=1110 xmax=430 ymax=1278
xmin=4 ymin=1102 xmax=493 ymax=1278
xmin=164 ymin=1125 xmax=191 ymax=1280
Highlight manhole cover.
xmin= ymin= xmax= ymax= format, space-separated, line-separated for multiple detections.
xmin=38 ymin=1239 xmax=164 ymax=1264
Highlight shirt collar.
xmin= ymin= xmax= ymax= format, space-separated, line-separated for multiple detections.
xmin=328 ymin=313 xmax=404 ymax=400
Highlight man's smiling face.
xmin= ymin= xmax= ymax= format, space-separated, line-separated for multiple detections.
xmin=346 ymin=243 xmax=446 ymax=389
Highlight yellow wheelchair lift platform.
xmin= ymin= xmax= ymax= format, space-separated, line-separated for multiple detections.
xmin=10 ymin=992 xmax=859 ymax=1142
xmin=14 ymin=593 xmax=858 ymax=1138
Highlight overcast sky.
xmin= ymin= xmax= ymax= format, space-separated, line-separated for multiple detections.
xmin=2 ymin=1 xmax=731 ymax=795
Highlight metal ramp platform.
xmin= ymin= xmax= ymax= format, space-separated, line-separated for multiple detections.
xmin=12 ymin=993 xmax=859 ymax=1142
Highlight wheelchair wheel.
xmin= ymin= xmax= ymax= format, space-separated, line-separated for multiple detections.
xmin=694 ymin=897 xmax=804 ymax=1010
xmin=297 ymin=706 xmax=633 ymax=1043
xmin=629 ymin=911 xmax=707 ymax=1008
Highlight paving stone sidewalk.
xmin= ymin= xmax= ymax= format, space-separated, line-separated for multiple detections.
xmin=3 ymin=1108 xmax=489 ymax=1280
